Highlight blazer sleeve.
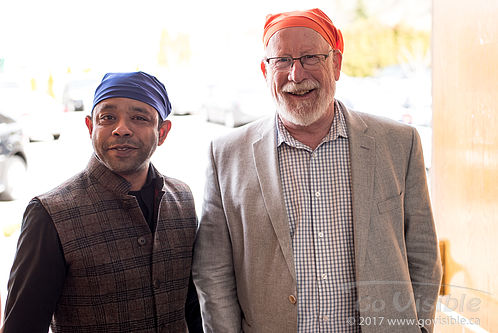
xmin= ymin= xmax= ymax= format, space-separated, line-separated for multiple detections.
xmin=192 ymin=141 xmax=242 ymax=333
xmin=404 ymin=127 xmax=442 ymax=333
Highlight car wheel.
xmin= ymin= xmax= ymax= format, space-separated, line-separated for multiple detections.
xmin=0 ymin=155 xmax=27 ymax=201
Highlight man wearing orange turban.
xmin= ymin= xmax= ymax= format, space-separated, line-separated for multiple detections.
xmin=193 ymin=8 xmax=441 ymax=333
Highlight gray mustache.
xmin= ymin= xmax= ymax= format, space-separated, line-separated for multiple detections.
xmin=281 ymin=80 xmax=319 ymax=93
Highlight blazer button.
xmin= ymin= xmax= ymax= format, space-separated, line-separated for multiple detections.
xmin=138 ymin=236 xmax=147 ymax=246
xmin=288 ymin=295 xmax=297 ymax=304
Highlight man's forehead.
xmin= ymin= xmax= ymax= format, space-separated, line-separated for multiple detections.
xmin=266 ymin=27 xmax=329 ymax=52
xmin=95 ymin=98 xmax=157 ymax=114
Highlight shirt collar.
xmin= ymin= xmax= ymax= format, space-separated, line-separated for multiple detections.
xmin=276 ymin=99 xmax=348 ymax=149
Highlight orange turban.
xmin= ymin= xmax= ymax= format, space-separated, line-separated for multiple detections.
xmin=262 ymin=8 xmax=344 ymax=53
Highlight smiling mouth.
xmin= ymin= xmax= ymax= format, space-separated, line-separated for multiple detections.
xmin=286 ymin=89 xmax=315 ymax=96
xmin=108 ymin=145 xmax=138 ymax=151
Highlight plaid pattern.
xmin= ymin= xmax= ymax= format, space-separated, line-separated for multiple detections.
xmin=277 ymin=102 xmax=360 ymax=332
xmin=38 ymin=156 xmax=197 ymax=333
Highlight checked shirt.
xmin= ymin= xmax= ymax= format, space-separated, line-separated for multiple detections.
xmin=277 ymin=101 xmax=360 ymax=332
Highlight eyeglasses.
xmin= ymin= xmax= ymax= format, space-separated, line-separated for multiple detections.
xmin=265 ymin=50 xmax=334 ymax=70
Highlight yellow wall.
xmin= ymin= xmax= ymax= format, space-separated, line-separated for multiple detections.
xmin=432 ymin=0 xmax=498 ymax=331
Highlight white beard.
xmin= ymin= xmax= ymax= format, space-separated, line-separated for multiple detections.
xmin=272 ymin=80 xmax=334 ymax=127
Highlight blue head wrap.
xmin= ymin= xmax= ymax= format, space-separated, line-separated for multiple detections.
xmin=92 ymin=71 xmax=171 ymax=120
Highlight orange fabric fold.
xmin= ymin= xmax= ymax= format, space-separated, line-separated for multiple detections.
xmin=263 ymin=8 xmax=344 ymax=53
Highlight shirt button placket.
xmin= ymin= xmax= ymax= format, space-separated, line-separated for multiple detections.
xmin=312 ymin=148 xmax=326 ymax=329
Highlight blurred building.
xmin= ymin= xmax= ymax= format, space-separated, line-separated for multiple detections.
xmin=432 ymin=0 xmax=498 ymax=331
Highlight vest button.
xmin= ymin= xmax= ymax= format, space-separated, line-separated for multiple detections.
xmin=138 ymin=236 xmax=147 ymax=246
xmin=153 ymin=279 xmax=161 ymax=288
xmin=288 ymin=295 xmax=297 ymax=304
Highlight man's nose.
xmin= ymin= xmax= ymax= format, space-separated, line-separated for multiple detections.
xmin=288 ymin=59 xmax=306 ymax=83
xmin=112 ymin=119 xmax=133 ymax=137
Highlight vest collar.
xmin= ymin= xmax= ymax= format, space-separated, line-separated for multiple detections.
xmin=86 ymin=154 xmax=164 ymax=195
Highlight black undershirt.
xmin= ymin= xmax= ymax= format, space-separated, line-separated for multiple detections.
xmin=128 ymin=166 xmax=157 ymax=231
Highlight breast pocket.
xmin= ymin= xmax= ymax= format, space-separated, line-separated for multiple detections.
xmin=377 ymin=192 xmax=403 ymax=215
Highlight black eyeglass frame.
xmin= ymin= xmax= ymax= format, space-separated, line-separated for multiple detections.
xmin=264 ymin=49 xmax=335 ymax=70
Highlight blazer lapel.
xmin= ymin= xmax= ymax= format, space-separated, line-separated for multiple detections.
xmin=252 ymin=120 xmax=296 ymax=281
xmin=342 ymin=106 xmax=376 ymax=270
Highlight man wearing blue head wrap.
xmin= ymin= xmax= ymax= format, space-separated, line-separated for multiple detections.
xmin=3 ymin=72 xmax=203 ymax=333
xmin=86 ymin=72 xmax=172 ymax=187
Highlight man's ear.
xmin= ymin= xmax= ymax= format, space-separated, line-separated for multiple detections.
xmin=260 ymin=60 xmax=267 ymax=79
xmin=333 ymin=50 xmax=343 ymax=81
xmin=85 ymin=115 xmax=93 ymax=137
xmin=158 ymin=120 xmax=172 ymax=146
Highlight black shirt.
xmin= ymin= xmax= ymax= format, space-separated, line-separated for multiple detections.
xmin=3 ymin=167 xmax=203 ymax=333
xmin=128 ymin=166 xmax=158 ymax=232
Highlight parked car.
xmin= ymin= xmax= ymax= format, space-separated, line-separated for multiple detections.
xmin=0 ymin=80 xmax=62 ymax=142
xmin=203 ymin=82 xmax=274 ymax=127
xmin=62 ymin=78 xmax=99 ymax=112
xmin=0 ymin=112 xmax=27 ymax=200
xmin=375 ymin=65 xmax=432 ymax=126
xmin=335 ymin=69 xmax=433 ymax=170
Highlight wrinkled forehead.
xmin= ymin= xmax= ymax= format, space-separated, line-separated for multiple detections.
xmin=265 ymin=27 xmax=330 ymax=55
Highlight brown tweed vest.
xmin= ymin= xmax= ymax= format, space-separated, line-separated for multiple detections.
xmin=37 ymin=156 xmax=197 ymax=333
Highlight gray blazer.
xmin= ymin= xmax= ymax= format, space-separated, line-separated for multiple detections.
xmin=193 ymin=103 xmax=442 ymax=333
